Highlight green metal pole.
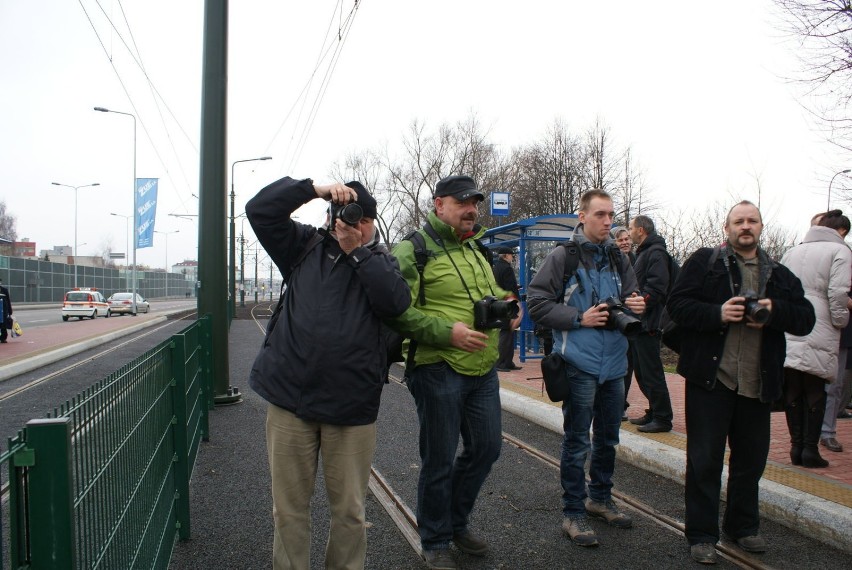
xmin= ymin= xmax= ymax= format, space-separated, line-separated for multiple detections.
xmin=26 ymin=418 xmax=75 ymax=569
xmin=197 ymin=0 xmax=240 ymax=405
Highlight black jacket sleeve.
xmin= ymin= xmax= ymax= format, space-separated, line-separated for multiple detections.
xmin=245 ymin=176 xmax=319 ymax=280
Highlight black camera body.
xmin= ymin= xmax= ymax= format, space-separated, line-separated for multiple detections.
xmin=330 ymin=202 xmax=363 ymax=227
xmin=740 ymin=290 xmax=770 ymax=324
xmin=473 ymin=296 xmax=519 ymax=329
xmin=600 ymin=296 xmax=642 ymax=337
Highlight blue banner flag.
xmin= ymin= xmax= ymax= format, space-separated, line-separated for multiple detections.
xmin=135 ymin=178 xmax=158 ymax=249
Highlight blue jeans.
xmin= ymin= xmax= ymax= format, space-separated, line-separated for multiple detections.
xmin=407 ymin=361 xmax=502 ymax=550
xmin=560 ymin=364 xmax=624 ymax=517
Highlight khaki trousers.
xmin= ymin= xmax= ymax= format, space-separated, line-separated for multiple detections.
xmin=266 ymin=404 xmax=377 ymax=570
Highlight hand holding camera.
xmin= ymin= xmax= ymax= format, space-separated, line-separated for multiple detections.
xmin=722 ymin=291 xmax=771 ymax=327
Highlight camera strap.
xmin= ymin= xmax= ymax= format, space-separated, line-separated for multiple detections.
xmin=421 ymin=222 xmax=495 ymax=305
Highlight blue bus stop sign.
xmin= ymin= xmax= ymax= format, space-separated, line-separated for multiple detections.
xmin=491 ymin=191 xmax=509 ymax=216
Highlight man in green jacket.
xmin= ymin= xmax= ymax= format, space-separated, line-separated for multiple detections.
xmin=388 ymin=175 xmax=520 ymax=570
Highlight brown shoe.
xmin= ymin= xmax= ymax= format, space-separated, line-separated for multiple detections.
xmin=561 ymin=515 xmax=599 ymax=546
xmin=820 ymin=437 xmax=843 ymax=452
xmin=585 ymin=498 xmax=632 ymax=528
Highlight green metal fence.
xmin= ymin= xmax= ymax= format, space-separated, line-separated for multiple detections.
xmin=1 ymin=315 xmax=213 ymax=569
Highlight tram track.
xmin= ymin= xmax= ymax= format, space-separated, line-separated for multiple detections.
xmin=370 ymin=374 xmax=775 ymax=570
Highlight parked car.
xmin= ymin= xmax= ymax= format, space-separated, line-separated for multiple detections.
xmin=107 ymin=292 xmax=150 ymax=316
xmin=62 ymin=288 xmax=110 ymax=321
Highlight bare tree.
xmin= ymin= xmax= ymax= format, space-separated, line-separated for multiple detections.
xmin=0 ymin=200 xmax=17 ymax=242
xmin=773 ymin=0 xmax=852 ymax=150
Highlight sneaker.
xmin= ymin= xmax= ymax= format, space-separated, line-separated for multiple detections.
xmin=452 ymin=530 xmax=489 ymax=556
xmin=735 ymin=535 xmax=766 ymax=553
xmin=585 ymin=499 xmax=632 ymax=529
xmin=629 ymin=413 xmax=652 ymax=425
xmin=637 ymin=420 xmax=672 ymax=433
xmin=422 ymin=548 xmax=457 ymax=569
xmin=561 ymin=515 xmax=599 ymax=546
xmin=690 ymin=543 xmax=717 ymax=564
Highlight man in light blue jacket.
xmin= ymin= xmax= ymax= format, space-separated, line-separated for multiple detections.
xmin=527 ymin=190 xmax=644 ymax=548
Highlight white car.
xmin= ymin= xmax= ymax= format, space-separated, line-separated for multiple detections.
xmin=107 ymin=292 xmax=150 ymax=316
xmin=62 ymin=288 xmax=110 ymax=321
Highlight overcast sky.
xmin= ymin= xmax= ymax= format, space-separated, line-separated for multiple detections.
xmin=2 ymin=0 xmax=850 ymax=271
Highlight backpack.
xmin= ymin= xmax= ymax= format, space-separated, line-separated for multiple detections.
xmin=388 ymin=222 xmax=493 ymax=379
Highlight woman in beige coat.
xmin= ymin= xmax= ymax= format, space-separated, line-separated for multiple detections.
xmin=781 ymin=211 xmax=852 ymax=468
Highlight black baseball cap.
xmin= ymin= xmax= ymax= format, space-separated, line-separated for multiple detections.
xmin=434 ymin=175 xmax=485 ymax=202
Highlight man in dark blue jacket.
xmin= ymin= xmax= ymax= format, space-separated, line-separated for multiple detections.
xmin=492 ymin=246 xmax=522 ymax=371
xmin=247 ymin=176 xmax=411 ymax=570
xmin=667 ymin=201 xmax=814 ymax=564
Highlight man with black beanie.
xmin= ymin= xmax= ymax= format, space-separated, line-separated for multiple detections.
xmin=247 ymin=176 xmax=411 ymax=570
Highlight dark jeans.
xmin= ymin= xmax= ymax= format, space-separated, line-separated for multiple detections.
xmin=685 ymin=381 xmax=770 ymax=545
xmin=497 ymin=329 xmax=515 ymax=368
xmin=631 ymin=332 xmax=673 ymax=424
xmin=560 ymin=364 xmax=624 ymax=516
xmin=407 ymin=361 xmax=502 ymax=550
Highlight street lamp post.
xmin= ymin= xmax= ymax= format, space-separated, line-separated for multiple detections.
xmin=828 ymin=169 xmax=852 ymax=211
xmin=110 ymin=212 xmax=132 ymax=291
xmin=230 ymin=156 xmax=271 ymax=320
xmin=94 ymin=106 xmax=138 ymax=314
xmin=155 ymin=230 xmax=180 ymax=298
xmin=51 ymin=182 xmax=100 ymax=288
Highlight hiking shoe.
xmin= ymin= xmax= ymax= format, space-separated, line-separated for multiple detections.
xmin=690 ymin=543 xmax=717 ymax=564
xmin=561 ymin=515 xmax=599 ymax=546
xmin=585 ymin=499 xmax=633 ymax=529
xmin=735 ymin=535 xmax=766 ymax=553
xmin=452 ymin=530 xmax=489 ymax=556
xmin=422 ymin=548 xmax=457 ymax=569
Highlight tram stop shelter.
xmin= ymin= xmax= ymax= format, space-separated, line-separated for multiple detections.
xmin=481 ymin=213 xmax=579 ymax=363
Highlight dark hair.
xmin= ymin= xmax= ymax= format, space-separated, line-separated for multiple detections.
xmin=631 ymin=215 xmax=655 ymax=235
xmin=818 ymin=209 xmax=851 ymax=234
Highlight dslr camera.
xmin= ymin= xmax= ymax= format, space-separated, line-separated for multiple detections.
xmin=740 ymin=290 xmax=770 ymax=324
xmin=330 ymin=202 xmax=363 ymax=227
xmin=599 ymin=296 xmax=642 ymax=337
xmin=473 ymin=296 xmax=519 ymax=329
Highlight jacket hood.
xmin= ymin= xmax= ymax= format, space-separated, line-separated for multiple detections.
xmin=803 ymin=225 xmax=847 ymax=246
xmin=636 ymin=232 xmax=668 ymax=254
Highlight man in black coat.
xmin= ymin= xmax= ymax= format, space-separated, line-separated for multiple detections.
xmin=667 ymin=201 xmax=815 ymax=564
xmin=627 ymin=215 xmax=674 ymax=433
xmin=0 ymin=278 xmax=12 ymax=343
xmin=492 ymin=246 xmax=521 ymax=371
xmin=246 ymin=176 xmax=411 ymax=570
